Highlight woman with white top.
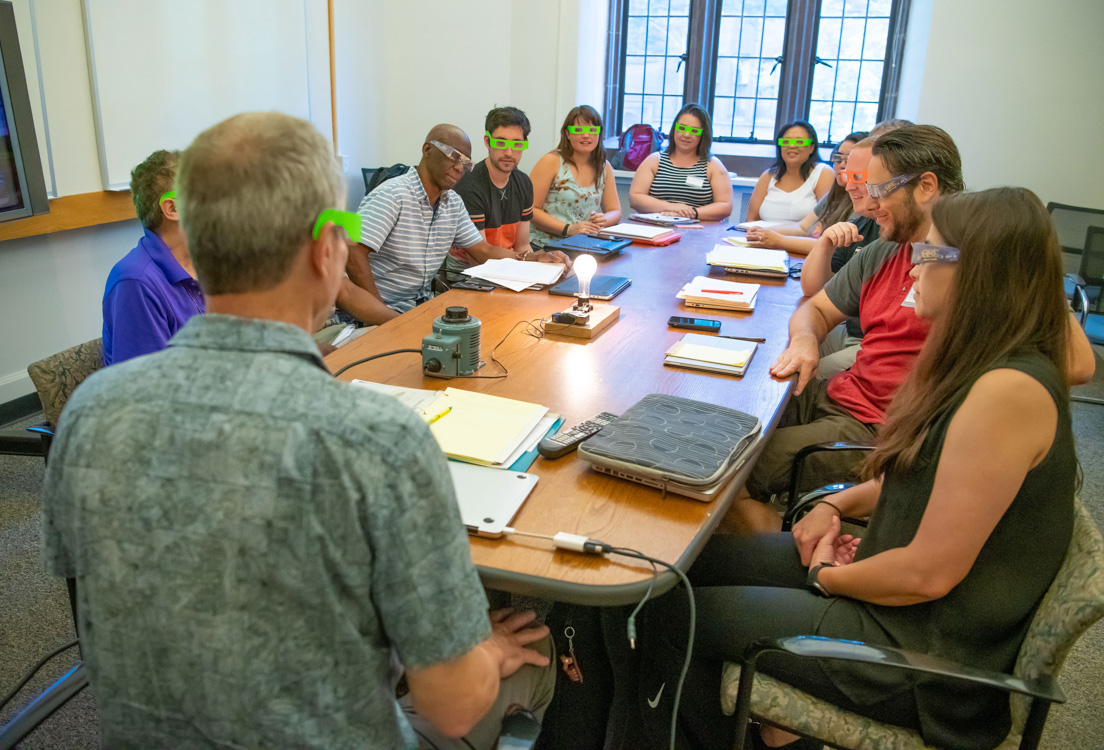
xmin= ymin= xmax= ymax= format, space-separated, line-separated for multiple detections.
xmin=746 ymin=119 xmax=833 ymax=226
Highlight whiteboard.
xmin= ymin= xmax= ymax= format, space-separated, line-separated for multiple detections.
xmin=83 ymin=0 xmax=314 ymax=190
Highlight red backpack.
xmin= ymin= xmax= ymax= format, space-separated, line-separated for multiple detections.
xmin=610 ymin=124 xmax=664 ymax=171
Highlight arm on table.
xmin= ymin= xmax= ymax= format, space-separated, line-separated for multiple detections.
xmin=817 ymin=369 xmax=1058 ymax=605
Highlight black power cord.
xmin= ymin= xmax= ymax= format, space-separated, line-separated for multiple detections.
xmin=332 ymin=348 xmax=421 ymax=377
xmin=0 ymin=638 xmax=80 ymax=711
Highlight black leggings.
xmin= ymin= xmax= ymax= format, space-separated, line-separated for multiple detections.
xmin=636 ymin=533 xmax=922 ymax=750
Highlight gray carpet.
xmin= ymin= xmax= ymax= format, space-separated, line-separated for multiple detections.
xmin=2 ymin=349 xmax=1103 ymax=748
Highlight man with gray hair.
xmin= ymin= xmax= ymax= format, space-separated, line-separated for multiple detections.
xmin=41 ymin=112 xmax=554 ymax=749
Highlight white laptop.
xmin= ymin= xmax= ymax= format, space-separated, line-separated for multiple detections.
xmin=449 ymin=462 xmax=539 ymax=537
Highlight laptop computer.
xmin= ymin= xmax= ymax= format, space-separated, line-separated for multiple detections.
xmin=541 ymin=234 xmax=631 ymax=257
xmin=548 ymin=274 xmax=632 ymax=300
xmin=450 ymin=462 xmax=539 ymax=537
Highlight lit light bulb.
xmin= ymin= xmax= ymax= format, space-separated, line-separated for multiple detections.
xmin=575 ymin=253 xmax=597 ymax=301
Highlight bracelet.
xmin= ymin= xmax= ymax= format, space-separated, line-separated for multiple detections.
xmin=562 ymin=222 xmax=571 ymax=238
xmin=814 ymin=499 xmax=843 ymax=517
xmin=692 ymin=207 xmax=699 ymax=219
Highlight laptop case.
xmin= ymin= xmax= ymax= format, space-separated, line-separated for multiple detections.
xmin=541 ymin=234 xmax=631 ymax=257
xmin=577 ymin=394 xmax=761 ymax=495
xmin=548 ymin=274 xmax=632 ymax=300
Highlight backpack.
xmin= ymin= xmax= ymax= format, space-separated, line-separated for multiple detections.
xmin=361 ymin=164 xmax=409 ymax=195
xmin=609 ymin=124 xmax=664 ymax=171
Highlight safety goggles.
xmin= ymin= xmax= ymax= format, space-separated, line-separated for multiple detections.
xmin=486 ymin=132 xmax=528 ymax=150
xmin=840 ymin=170 xmax=867 ymax=184
xmin=312 ymin=209 xmax=362 ymax=243
xmin=910 ymin=242 xmax=959 ymax=264
xmin=675 ymin=123 xmax=703 ymax=136
xmin=567 ymin=125 xmax=602 ymax=135
xmin=429 ymin=140 xmax=475 ymax=172
xmin=778 ymin=137 xmax=812 ymax=147
xmin=866 ymin=173 xmax=919 ymax=199
xmin=159 ymin=190 xmax=176 ymax=204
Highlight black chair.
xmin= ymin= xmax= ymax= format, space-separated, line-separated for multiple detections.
xmin=1080 ymin=226 xmax=1104 ymax=321
xmin=361 ymin=164 xmax=409 ymax=196
xmin=1047 ymin=202 xmax=1104 ymax=277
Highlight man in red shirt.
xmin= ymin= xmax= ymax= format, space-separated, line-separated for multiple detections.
xmin=748 ymin=124 xmax=1095 ymax=505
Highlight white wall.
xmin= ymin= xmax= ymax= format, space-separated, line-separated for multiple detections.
xmin=898 ymin=0 xmax=1104 ymax=208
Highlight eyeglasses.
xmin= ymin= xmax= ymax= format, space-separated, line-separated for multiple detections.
xmin=312 ymin=208 xmax=362 ymax=243
xmin=429 ymin=140 xmax=475 ymax=172
xmin=160 ymin=190 xmax=176 ymax=204
xmin=840 ymin=170 xmax=867 ymax=184
xmin=778 ymin=137 xmax=813 ymax=147
xmin=910 ymin=242 xmax=959 ymax=264
xmin=830 ymin=153 xmax=847 ymax=165
xmin=485 ymin=131 xmax=528 ymax=151
xmin=567 ymin=125 xmax=601 ymax=136
xmin=866 ymin=173 xmax=919 ymax=199
xmin=674 ymin=123 xmax=703 ymax=136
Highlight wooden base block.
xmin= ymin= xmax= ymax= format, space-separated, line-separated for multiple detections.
xmin=544 ymin=303 xmax=620 ymax=339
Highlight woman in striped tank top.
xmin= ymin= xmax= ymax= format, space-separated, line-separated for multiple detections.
xmin=628 ymin=103 xmax=733 ymax=221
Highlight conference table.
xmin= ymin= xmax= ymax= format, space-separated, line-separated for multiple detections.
xmin=325 ymin=222 xmax=805 ymax=605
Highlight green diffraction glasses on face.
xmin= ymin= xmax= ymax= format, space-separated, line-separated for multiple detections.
xmin=312 ymin=209 xmax=362 ymax=243
xmin=485 ymin=132 xmax=529 ymax=150
xmin=675 ymin=123 xmax=703 ymax=136
xmin=160 ymin=190 xmax=177 ymax=204
xmin=911 ymin=242 xmax=959 ymax=265
xmin=567 ymin=125 xmax=602 ymax=135
xmin=778 ymin=137 xmax=813 ymax=147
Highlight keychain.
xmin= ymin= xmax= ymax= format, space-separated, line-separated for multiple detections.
xmin=559 ymin=625 xmax=584 ymax=684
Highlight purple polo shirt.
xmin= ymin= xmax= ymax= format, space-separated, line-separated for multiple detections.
xmin=102 ymin=229 xmax=205 ymax=366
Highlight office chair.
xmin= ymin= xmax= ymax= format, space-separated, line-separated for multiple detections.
xmin=1047 ymin=202 xmax=1104 ymax=277
xmin=1079 ymin=226 xmax=1104 ymax=322
xmin=722 ymin=497 xmax=1104 ymax=750
xmin=362 ymin=164 xmax=409 ymax=196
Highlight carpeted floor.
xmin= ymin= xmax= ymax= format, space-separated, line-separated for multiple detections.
xmin=2 ymin=348 xmax=1103 ymax=748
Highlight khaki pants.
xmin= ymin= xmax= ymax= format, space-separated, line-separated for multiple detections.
xmin=745 ymin=378 xmax=878 ymax=501
xmin=401 ymin=636 xmax=557 ymax=750
xmin=817 ymin=324 xmax=863 ymax=380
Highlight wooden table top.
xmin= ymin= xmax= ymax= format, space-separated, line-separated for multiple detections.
xmin=326 ymin=223 xmax=804 ymax=605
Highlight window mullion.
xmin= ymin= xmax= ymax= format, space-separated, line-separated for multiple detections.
xmin=686 ymin=0 xmax=721 ymax=107
xmin=774 ymin=0 xmax=821 ymax=135
xmin=604 ymin=0 xmax=627 ymax=133
xmin=877 ymin=0 xmax=912 ymax=122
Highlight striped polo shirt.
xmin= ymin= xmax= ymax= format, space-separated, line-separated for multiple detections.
xmin=648 ymin=151 xmax=712 ymax=207
xmin=358 ymin=167 xmax=482 ymax=313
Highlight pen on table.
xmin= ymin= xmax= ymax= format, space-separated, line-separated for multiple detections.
xmin=426 ymin=407 xmax=452 ymax=425
xmin=701 ymin=289 xmax=744 ymax=295
xmin=717 ymin=334 xmax=766 ymax=343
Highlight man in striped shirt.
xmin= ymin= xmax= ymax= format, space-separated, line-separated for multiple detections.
xmin=338 ymin=124 xmax=569 ymax=324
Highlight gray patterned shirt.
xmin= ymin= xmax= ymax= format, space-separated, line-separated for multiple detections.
xmin=42 ymin=314 xmax=490 ymax=749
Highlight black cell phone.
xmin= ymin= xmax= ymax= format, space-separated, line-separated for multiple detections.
xmin=668 ymin=315 xmax=722 ymax=332
xmin=451 ymin=279 xmax=495 ymax=292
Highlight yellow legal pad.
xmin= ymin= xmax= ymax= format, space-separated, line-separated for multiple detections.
xmin=425 ymin=388 xmax=549 ymax=466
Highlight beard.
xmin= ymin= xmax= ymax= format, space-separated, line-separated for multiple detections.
xmin=883 ymin=193 xmax=925 ymax=243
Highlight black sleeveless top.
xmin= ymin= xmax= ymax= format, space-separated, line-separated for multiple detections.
xmin=820 ymin=349 xmax=1076 ymax=749
xmin=649 ymin=152 xmax=713 ymax=207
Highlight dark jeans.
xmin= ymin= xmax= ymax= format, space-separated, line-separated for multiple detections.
xmin=635 ymin=533 xmax=922 ymax=750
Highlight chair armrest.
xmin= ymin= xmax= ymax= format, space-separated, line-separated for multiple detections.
xmin=780 ymin=483 xmax=869 ymax=531
xmin=0 ymin=428 xmax=45 ymax=457
xmin=786 ymin=441 xmax=874 ymax=510
xmin=730 ymin=636 xmax=1064 ymax=750
xmin=0 ymin=663 xmax=89 ymax=750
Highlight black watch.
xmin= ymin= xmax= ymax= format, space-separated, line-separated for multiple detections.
xmin=807 ymin=563 xmax=835 ymax=597
xmin=562 ymin=222 xmax=571 ymax=238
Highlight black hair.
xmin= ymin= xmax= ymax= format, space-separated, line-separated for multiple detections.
xmin=769 ymin=119 xmax=821 ymax=181
xmin=485 ymin=106 xmax=531 ymax=140
xmin=665 ymin=102 xmax=713 ymax=160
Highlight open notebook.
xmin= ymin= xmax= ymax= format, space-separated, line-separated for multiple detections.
xmin=664 ymin=333 xmax=757 ymax=376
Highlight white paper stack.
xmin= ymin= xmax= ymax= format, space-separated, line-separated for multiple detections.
xmin=735 ymin=219 xmax=791 ymax=231
xmin=664 ymin=333 xmax=757 ymax=377
xmin=676 ymin=276 xmax=759 ymax=311
xmin=630 ymin=212 xmax=697 ymax=226
xmin=596 ymin=223 xmax=676 ymax=240
xmin=462 ymin=258 xmax=565 ymax=292
xmin=706 ymin=245 xmax=789 ymax=277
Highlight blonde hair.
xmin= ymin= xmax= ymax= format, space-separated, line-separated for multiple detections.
xmin=177 ymin=112 xmax=342 ymax=295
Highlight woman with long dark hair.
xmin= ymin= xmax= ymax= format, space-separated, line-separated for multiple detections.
xmin=529 ymin=105 xmax=622 ymax=247
xmin=746 ymin=120 xmax=833 ymax=224
xmin=628 ymin=103 xmax=733 ymax=221
xmin=640 ymin=187 xmax=1080 ymax=750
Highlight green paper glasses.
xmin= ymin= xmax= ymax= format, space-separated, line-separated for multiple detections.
xmin=486 ymin=132 xmax=529 ymax=150
xmin=159 ymin=190 xmax=176 ymax=204
xmin=778 ymin=137 xmax=813 ymax=147
xmin=675 ymin=123 xmax=703 ymax=136
xmin=567 ymin=125 xmax=602 ymax=136
xmin=312 ymin=209 xmax=362 ymax=243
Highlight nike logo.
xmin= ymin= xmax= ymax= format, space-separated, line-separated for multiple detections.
xmin=647 ymin=683 xmax=665 ymax=708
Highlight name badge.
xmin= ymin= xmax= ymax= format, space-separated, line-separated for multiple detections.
xmin=901 ymin=285 xmax=917 ymax=308
xmin=685 ymin=175 xmax=705 ymax=189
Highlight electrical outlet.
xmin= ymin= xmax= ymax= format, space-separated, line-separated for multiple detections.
xmin=339 ymin=154 xmax=351 ymax=173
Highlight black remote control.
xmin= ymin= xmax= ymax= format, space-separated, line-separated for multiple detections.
xmin=538 ymin=412 xmax=618 ymax=459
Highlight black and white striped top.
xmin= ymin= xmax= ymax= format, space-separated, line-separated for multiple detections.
xmin=648 ymin=151 xmax=713 ymax=207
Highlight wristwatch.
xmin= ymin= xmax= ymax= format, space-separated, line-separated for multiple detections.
xmin=561 ymin=222 xmax=571 ymax=238
xmin=807 ymin=563 xmax=835 ymax=597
